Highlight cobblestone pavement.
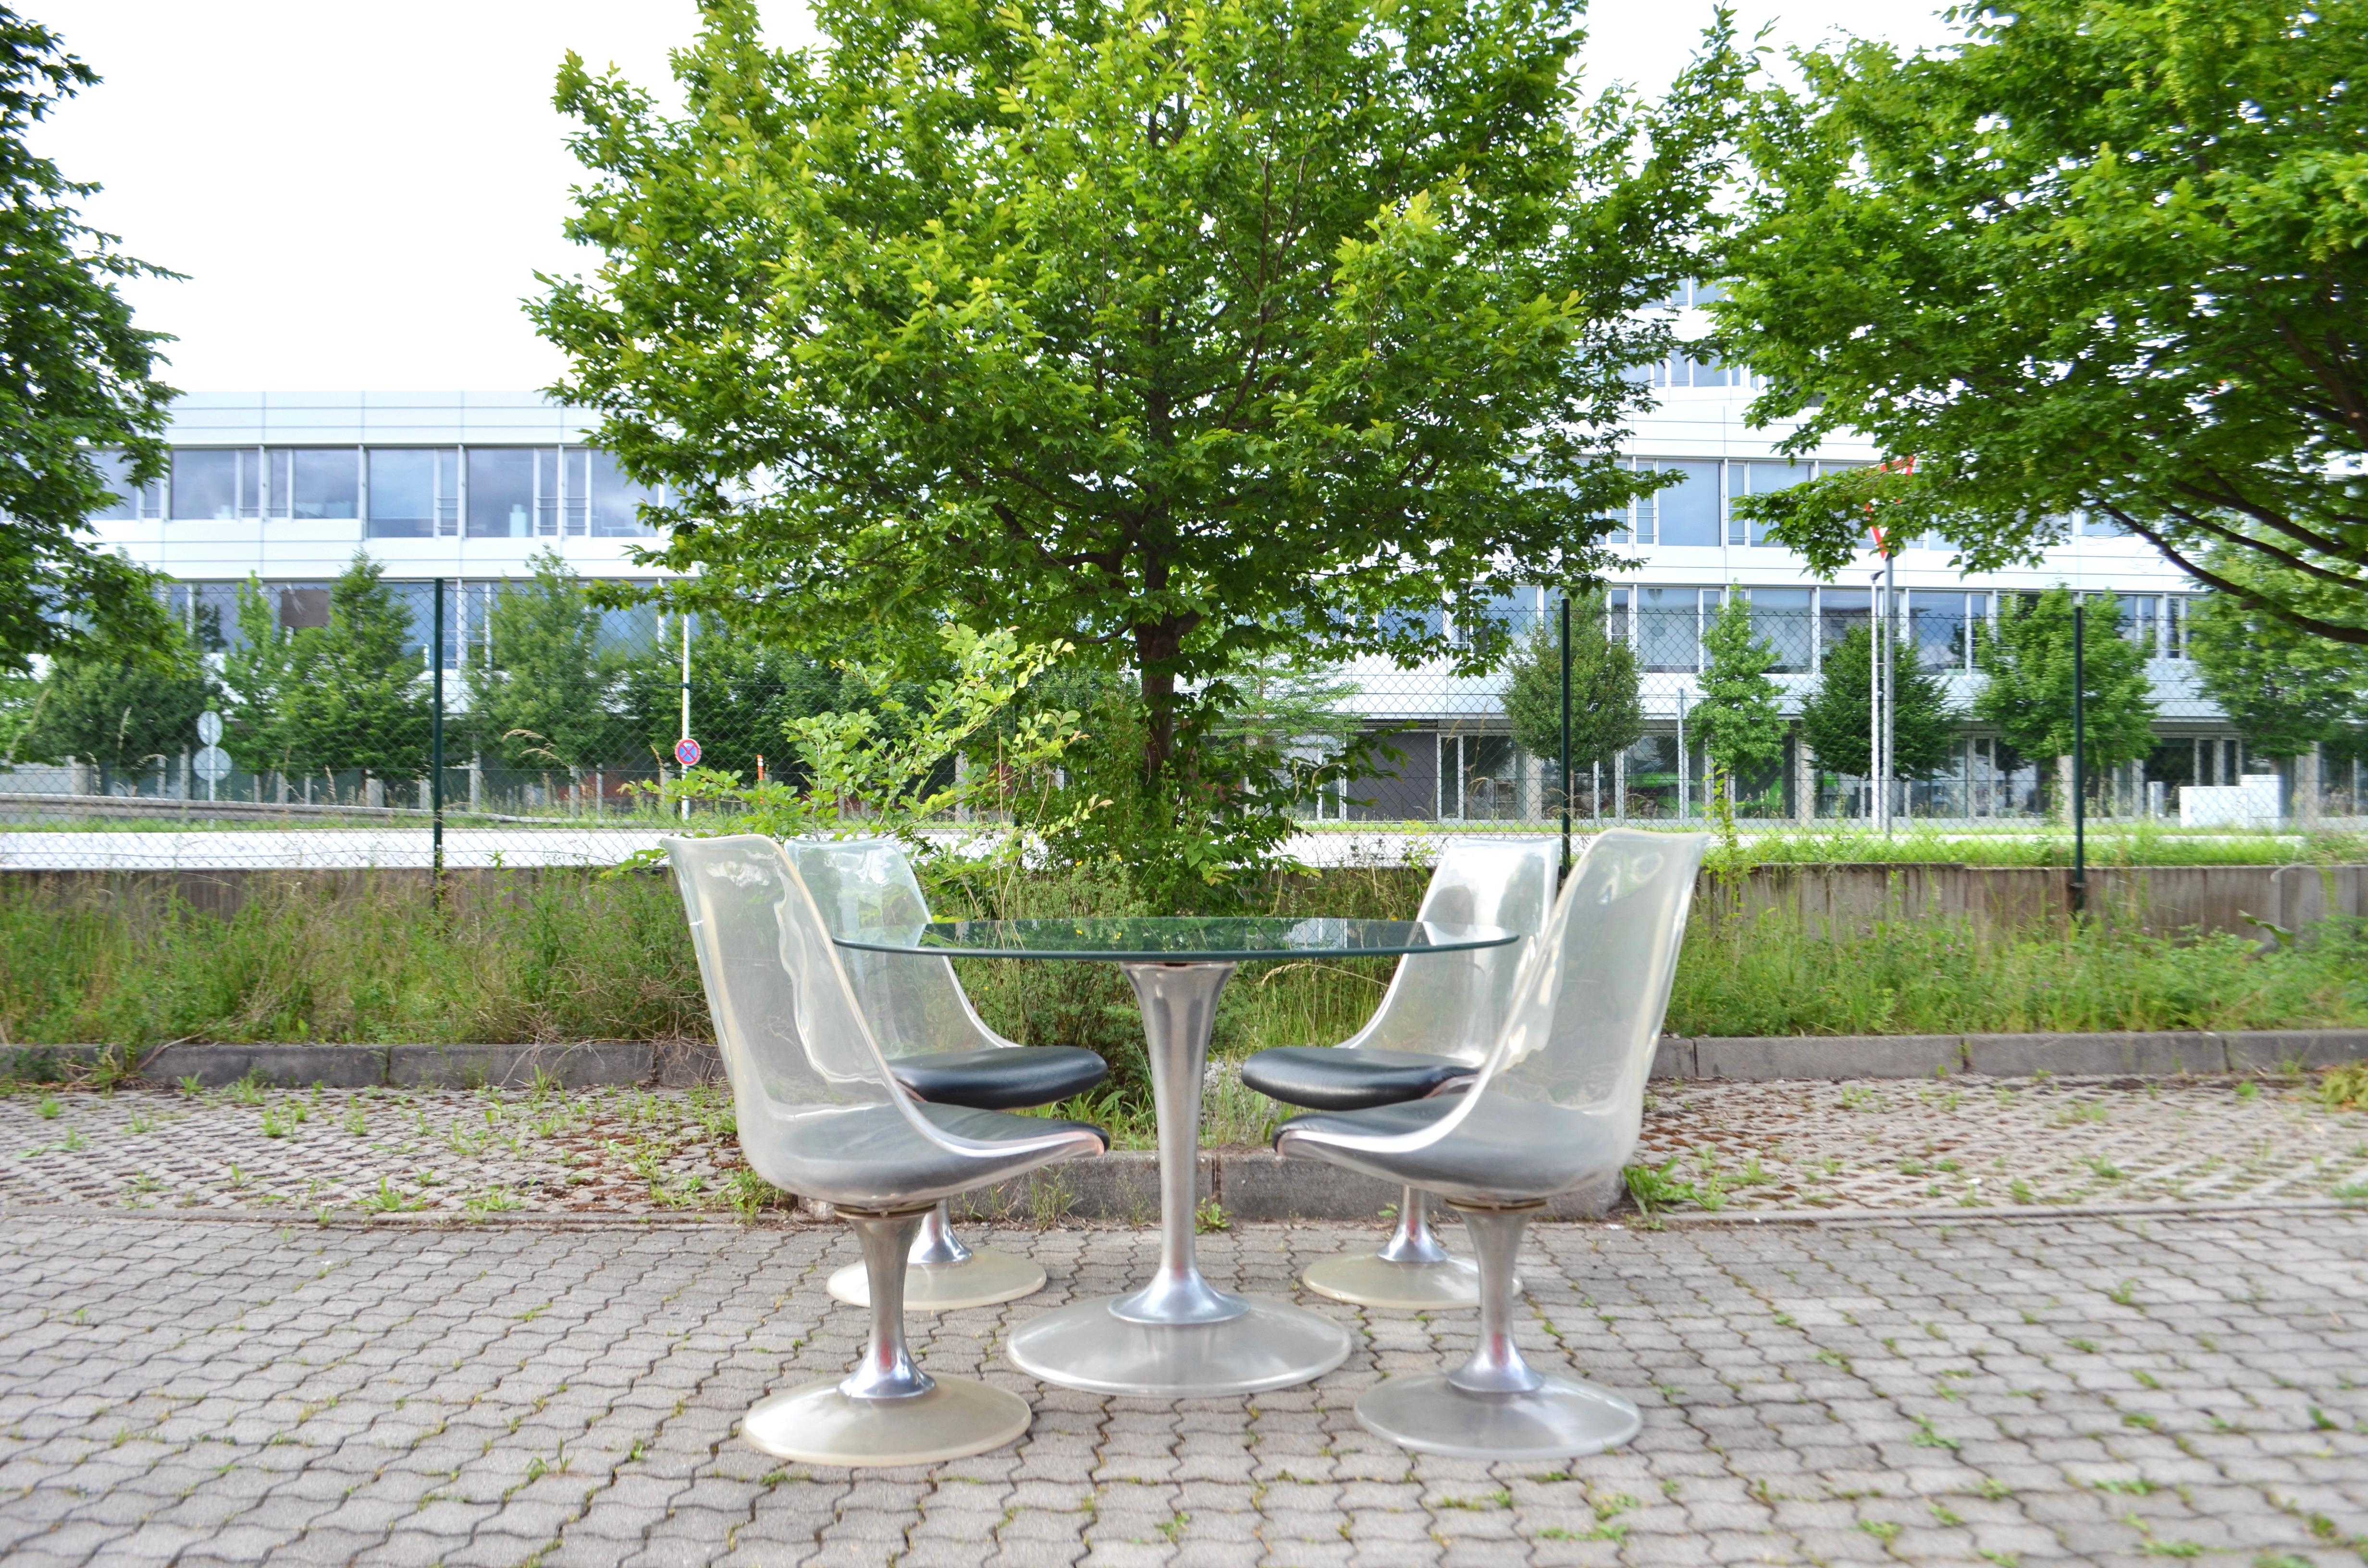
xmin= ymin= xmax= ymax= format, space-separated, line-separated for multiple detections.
xmin=1 ymin=1210 xmax=2365 ymax=1568
xmin=1632 ymin=1077 xmax=2368 ymax=1213
xmin=3 ymin=1074 xmax=2365 ymax=1219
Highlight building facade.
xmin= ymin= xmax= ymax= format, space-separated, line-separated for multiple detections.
xmin=81 ymin=377 xmax=2260 ymax=824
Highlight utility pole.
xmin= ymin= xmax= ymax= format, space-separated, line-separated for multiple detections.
xmin=1558 ymin=595 xmax=1572 ymax=883
xmin=431 ymin=576 xmax=445 ymax=893
xmin=679 ymin=611 xmax=692 ymax=822
xmin=2072 ymin=602 xmax=2087 ymax=915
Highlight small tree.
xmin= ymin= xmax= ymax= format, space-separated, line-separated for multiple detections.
xmin=2186 ymin=568 xmax=2368 ymax=762
xmin=1691 ymin=592 xmax=1787 ymax=817
xmin=477 ymin=551 xmax=627 ymax=786
xmin=272 ymin=559 xmax=431 ymax=791
xmin=1501 ymin=594 xmax=1644 ymax=807
xmin=1797 ymin=624 xmax=1958 ymax=782
xmin=15 ymin=619 xmax=212 ymax=781
xmin=1973 ymin=588 xmax=2154 ymax=812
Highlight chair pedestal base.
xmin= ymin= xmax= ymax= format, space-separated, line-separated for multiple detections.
xmin=1354 ymin=1372 xmax=1640 ymax=1461
xmin=1302 ymin=1252 xmax=1482 ymax=1311
xmin=741 ymin=1377 xmax=1032 ymax=1468
xmin=826 ymin=1250 xmax=1047 ymax=1313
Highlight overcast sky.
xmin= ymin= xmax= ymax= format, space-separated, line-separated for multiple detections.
xmin=30 ymin=0 xmax=1965 ymax=393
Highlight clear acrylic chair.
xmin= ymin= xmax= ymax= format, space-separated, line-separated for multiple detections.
xmin=666 ymin=834 xmax=1106 ymax=1468
xmin=1274 ymin=829 xmax=1709 ymax=1459
xmin=788 ymin=838 xmax=1107 ymax=1312
xmin=1239 ymin=840 xmax=1557 ymax=1309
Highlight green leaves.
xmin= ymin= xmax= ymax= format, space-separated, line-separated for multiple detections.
xmin=534 ymin=0 xmax=1746 ymax=784
xmin=1972 ymin=588 xmax=2155 ymax=778
xmin=1799 ymin=625 xmax=1959 ymax=783
xmin=1717 ymin=0 xmax=2368 ymax=646
xmin=0 ymin=14 xmax=178 ymax=673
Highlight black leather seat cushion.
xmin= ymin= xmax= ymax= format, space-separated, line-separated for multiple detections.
xmin=889 ymin=1046 xmax=1108 ymax=1110
xmin=1273 ymin=1096 xmax=1620 ymax=1208
xmin=767 ymin=1102 xmax=1108 ymax=1209
xmin=1238 ymin=1047 xmax=1476 ymax=1111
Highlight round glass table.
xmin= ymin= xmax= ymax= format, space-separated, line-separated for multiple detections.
xmin=835 ymin=916 xmax=1519 ymax=1398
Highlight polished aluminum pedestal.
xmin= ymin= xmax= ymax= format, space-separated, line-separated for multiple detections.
xmin=746 ymin=1207 xmax=1031 ymax=1467
xmin=1302 ymin=1187 xmax=1490 ymax=1310
xmin=826 ymin=1200 xmax=1048 ymax=1312
xmin=1007 ymin=963 xmax=1351 ymax=1397
xmin=1354 ymin=1203 xmax=1637 ymax=1459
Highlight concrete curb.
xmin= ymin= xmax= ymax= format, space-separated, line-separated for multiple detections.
xmin=14 ymin=1028 xmax=2368 ymax=1093
xmin=1649 ymin=1027 xmax=2368 ymax=1080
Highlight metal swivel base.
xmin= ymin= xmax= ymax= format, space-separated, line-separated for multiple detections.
xmin=1303 ymin=1253 xmax=1490 ymax=1311
xmin=741 ymin=1377 xmax=1032 ymax=1469
xmin=826 ymin=1250 xmax=1047 ymax=1313
xmin=1006 ymin=1293 xmax=1352 ymax=1398
xmin=1355 ymin=1372 xmax=1641 ymax=1461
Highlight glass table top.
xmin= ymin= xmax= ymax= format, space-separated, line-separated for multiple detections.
xmin=834 ymin=916 xmax=1519 ymax=963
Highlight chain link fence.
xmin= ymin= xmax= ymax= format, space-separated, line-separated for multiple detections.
xmin=1 ymin=576 xmax=2361 ymax=869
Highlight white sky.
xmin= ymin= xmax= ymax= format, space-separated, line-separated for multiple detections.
xmin=30 ymin=0 xmax=1964 ymax=393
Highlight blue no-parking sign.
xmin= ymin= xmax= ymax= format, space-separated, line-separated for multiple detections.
xmin=674 ymin=737 xmax=702 ymax=768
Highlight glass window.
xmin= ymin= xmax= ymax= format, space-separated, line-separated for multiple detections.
xmin=2120 ymin=594 xmax=2162 ymax=655
xmin=1745 ymin=587 xmax=1813 ymax=672
xmin=1735 ymin=460 xmax=1810 ymax=546
xmin=281 ymin=449 xmax=358 ymax=520
xmin=468 ymin=447 xmax=535 ymax=538
xmin=1820 ymin=587 xmax=1870 ymax=649
xmin=2166 ymin=597 xmax=2190 ymax=659
xmin=1381 ymin=606 xmax=1444 ymax=643
xmin=90 ymin=450 xmax=162 ymax=520
xmin=1651 ymin=461 xmax=1721 ymax=548
xmin=586 ymin=448 xmax=656 ymax=537
xmin=368 ymin=448 xmax=456 ymax=539
xmin=1910 ymin=591 xmax=1973 ymax=671
xmin=1638 ymin=586 xmax=1703 ymax=672
xmin=562 ymin=448 xmax=591 ymax=534
xmin=277 ymin=586 xmax=332 ymax=630
xmin=170 ymin=450 xmax=241 ymax=520
xmin=1452 ymin=590 xmax=1532 ymax=647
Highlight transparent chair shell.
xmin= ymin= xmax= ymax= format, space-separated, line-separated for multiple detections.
xmin=666 ymin=835 xmax=1103 ymax=1467
xmin=1299 ymin=841 xmax=1557 ymax=1310
xmin=787 ymin=837 xmax=1064 ymax=1312
xmin=1276 ymin=830 xmax=1710 ymax=1459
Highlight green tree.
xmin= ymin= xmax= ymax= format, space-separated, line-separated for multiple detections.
xmin=533 ymin=0 xmax=1745 ymax=804
xmin=1797 ymin=624 xmax=1959 ymax=782
xmin=218 ymin=576 xmax=296 ymax=777
xmin=1501 ymin=595 xmax=1645 ymax=795
xmin=1973 ymin=588 xmax=2154 ymax=809
xmin=271 ymin=561 xmax=431 ymax=786
xmin=2185 ymin=564 xmax=2368 ymax=760
xmin=477 ymin=552 xmax=626 ymax=779
xmin=1717 ymin=0 xmax=2368 ymax=649
xmin=0 ymin=11 xmax=178 ymax=674
xmin=1691 ymin=592 xmax=1787 ymax=812
xmin=15 ymin=619 xmax=212 ymax=779
xmin=617 ymin=626 xmax=873 ymax=783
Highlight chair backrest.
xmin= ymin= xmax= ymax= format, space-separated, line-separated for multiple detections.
xmin=1342 ymin=839 xmax=1559 ymax=1065
xmin=783 ymin=837 xmax=1015 ymax=1059
xmin=1458 ymin=830 xmax=1708 ymax=1154
xmin=664 ymin=834 xmax=930 ymax=1183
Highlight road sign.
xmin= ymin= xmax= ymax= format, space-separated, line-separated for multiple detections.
xmin=193 ymin=745 xmax=233 ymax=783
xmin=196 ymin=710 xmax=223 ymax=746
xmin=674 ymin=737 xmax=702 ymax=768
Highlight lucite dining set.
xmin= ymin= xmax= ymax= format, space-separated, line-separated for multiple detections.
xmin=663 ymin=827 xmax=1708 ymax=1469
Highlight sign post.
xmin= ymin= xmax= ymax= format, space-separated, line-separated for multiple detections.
xmin=193 ymin=711 xmax=227 ymax=803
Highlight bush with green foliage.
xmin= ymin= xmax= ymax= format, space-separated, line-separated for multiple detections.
xmin=1798 ymin=623 xmax=1958 ymax=781
xmin=1692 ymin=592 xmax=1787 ymax=815
xmin=220 ymin=554 xmax=429 ymax=784
xmin=10 ymin=618 xmax=213 ymax=780
xmin=2185 ymin=563 xmax=2368 ymax=761
xmin=1973 ymin=588 xmax=2154 ymax=802
xmin=1500 ymin=595 xmax=1643 ymax=796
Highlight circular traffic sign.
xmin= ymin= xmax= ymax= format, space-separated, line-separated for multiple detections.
xmin=674 ymin=737 xmax=702 ymax=768
xmin=193 ymin=745 xmax=233 ymax=783
xmin=196 ymin=710 xmax=223 ymax=746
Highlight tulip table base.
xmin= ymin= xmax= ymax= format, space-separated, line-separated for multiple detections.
xmin=826 ymin=1249 xmax=1046 ymax=1313
xmin=741 ymin=1376 xmax=1032 ymax=1468
xmin=1005 ymin=1291 xmax=1351 ymax=1399
xmin=1302 ymin=1252 xmax=1483 ymax=1311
